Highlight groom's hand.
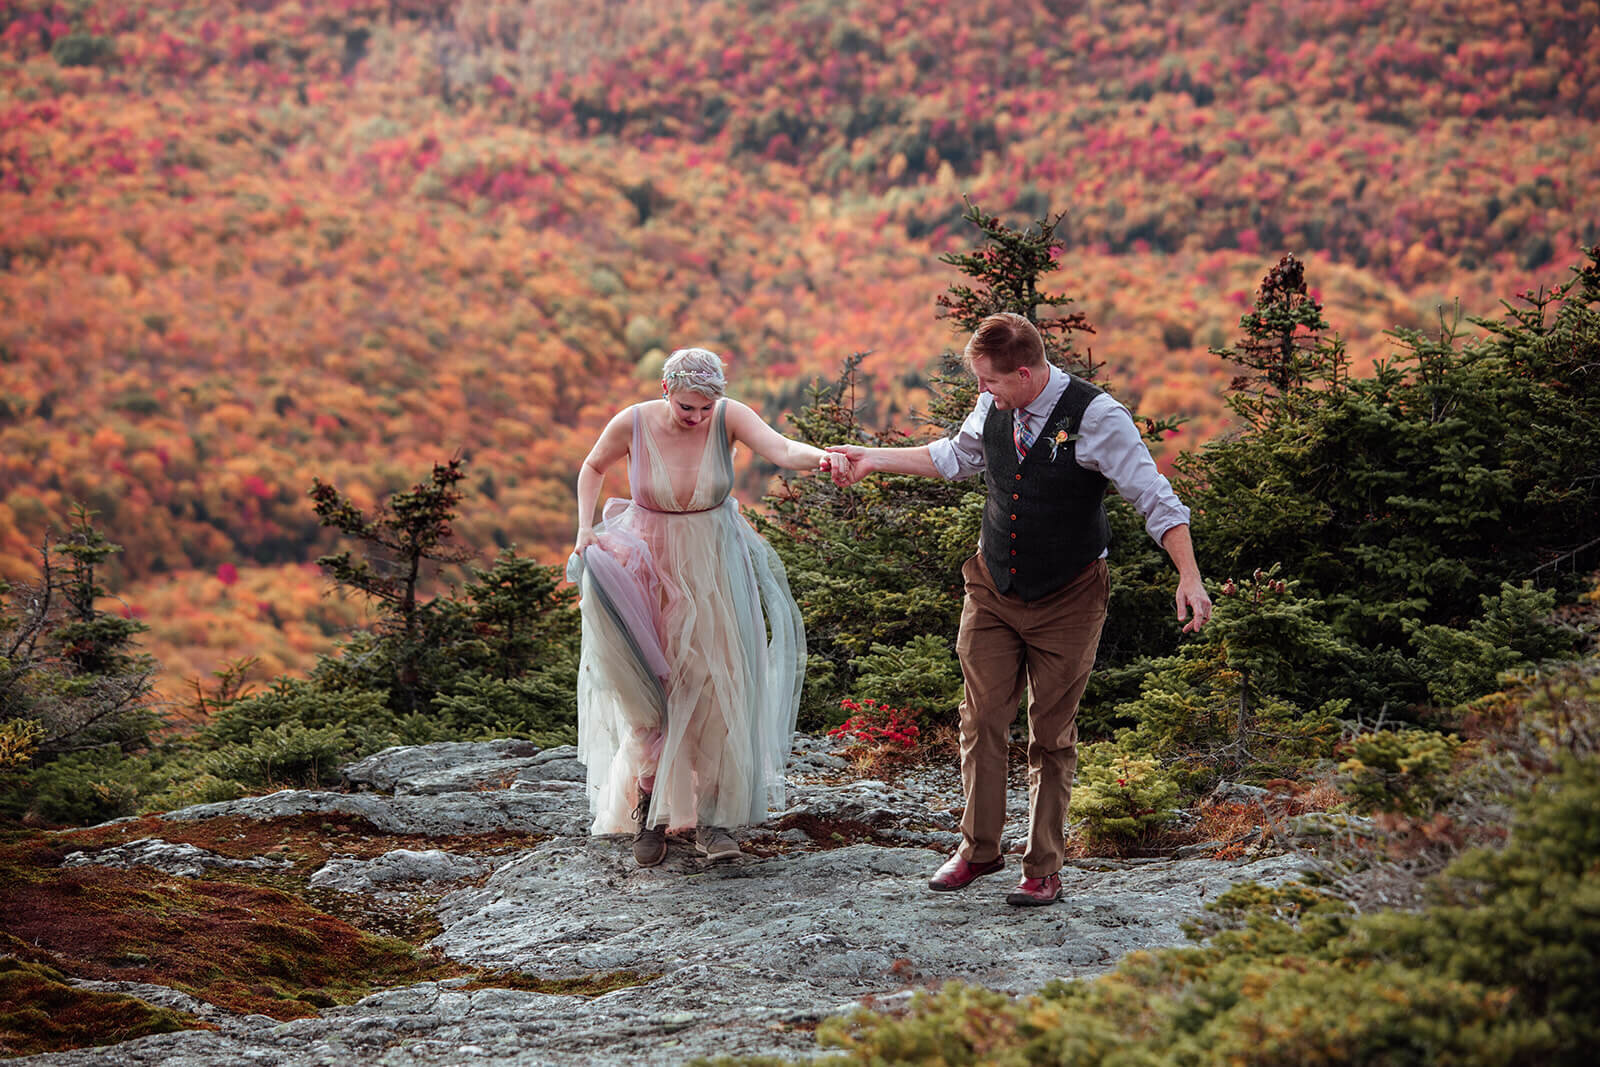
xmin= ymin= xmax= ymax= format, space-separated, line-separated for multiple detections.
xmin=824 ymin=444 xmax=867 ymax=487
xmin=1176 ymin=574 xmax=1213 ymax=633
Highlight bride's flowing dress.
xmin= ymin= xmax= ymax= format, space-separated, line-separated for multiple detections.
xmin=566 ymin=400 xmax=804 ymax=833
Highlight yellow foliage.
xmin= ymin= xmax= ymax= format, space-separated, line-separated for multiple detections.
xmin=0 ymin=719 xmax=45 ymax=770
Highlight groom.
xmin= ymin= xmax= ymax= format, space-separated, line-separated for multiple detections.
xmin=827 ymin=313 xmax=1211 ymax=905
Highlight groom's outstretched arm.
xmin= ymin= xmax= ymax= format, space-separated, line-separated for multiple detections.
xmin=824 ymin=443 xmax=940 ymax=486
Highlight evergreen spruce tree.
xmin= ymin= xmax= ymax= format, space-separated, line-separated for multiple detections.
xmin=753 ymin=354 xmax=971 ymax=726
xmin=26 ymin=507 xmax=157 ymax=757
xmin=458 ymin=548 xmax=579 ymax=680
xmin=1219 ymin=252 xmax=1347 ymax=423
xmin=307 ymin=459 xmax=579 ymax=739
xmin=423 ymin=547 xmax=581 ymax=744
xmin=1180 ymin=247 xmax=1600 ymax=717
xmin=309 ymin=458 xmax=475 ymax=713
xmin=934 ymin=199 xmax=1097 ymax=382
xmin=1109 ymin=565 xmax=1349 ymax=783
xmin=0 ymin=508 xmax=159 ymax=823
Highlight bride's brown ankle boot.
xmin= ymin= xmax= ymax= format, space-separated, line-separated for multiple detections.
xmin=632 ymin=791 xmax=667 ymax=867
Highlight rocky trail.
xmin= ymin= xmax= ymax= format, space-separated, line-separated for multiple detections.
xmin=15 ymin=739 xmax=1308 ymax=1065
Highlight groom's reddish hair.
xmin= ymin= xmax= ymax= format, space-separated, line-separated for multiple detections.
xmin=963 ymin=312 xmax=1047 ymax=374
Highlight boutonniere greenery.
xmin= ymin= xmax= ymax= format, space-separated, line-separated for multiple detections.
xmin=1048 ymin=428 xmax=1080 ymax=461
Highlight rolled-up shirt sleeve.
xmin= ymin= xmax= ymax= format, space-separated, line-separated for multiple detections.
xmin=1076 ymin=393 xmax=1191 ymax=546
xmin=926 ymin=392 xmax=994 ymax=481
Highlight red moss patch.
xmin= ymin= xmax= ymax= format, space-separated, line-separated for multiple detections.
xmin=0 ymin=833 xmax=462 ymax=1022
xmin=57 ymin=814 xmax=547 ymax=875
xmin=0 ymin=957 xmax=205 ymax=1058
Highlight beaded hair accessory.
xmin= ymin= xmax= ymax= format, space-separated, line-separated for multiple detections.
xmin=661 ymin=364 xmax=726 ymax=397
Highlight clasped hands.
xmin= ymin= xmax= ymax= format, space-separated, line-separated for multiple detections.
xmin=816 ymin=445 xmax=867 ymax=488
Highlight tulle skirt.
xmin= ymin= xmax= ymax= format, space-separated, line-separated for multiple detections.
xmin=567 ymin=496 xmax=804 ymax=834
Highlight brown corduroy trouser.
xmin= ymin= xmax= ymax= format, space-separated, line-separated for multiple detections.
xmin=954 ymin=554 xmax=1109 ymax=878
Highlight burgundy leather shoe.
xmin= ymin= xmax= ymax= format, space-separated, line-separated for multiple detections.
xmin=1005 ymin=872 xmax=1062 ymax=906
xmin=927 ymin=852 xmax=1004 ymax=891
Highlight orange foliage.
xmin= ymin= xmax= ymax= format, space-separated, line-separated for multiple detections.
xmin=2 ymin=0 xmax=1595 ymax=696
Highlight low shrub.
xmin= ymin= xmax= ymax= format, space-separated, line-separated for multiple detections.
xmin=846 ymin=635 xmax=963 ymax=726
xmin=826 ymin=698 xmax=921 ymax=751
xmin=196 ymin=721 xmax=351 ymax=791
xmin=1070 ymin=741 xmax=1181 ymax=846
xmin=1338 ymin=728 xmax=1467 ymax=817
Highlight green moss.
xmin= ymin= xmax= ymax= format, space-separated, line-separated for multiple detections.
xmin=460 ymin=969 xmax=663 ymax=997
xmin=0 ymin=957 xmax=203 ymax=1058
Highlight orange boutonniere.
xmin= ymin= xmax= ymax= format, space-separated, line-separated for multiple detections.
xmin=1048 ymin=428 xmax=1080 ymax=461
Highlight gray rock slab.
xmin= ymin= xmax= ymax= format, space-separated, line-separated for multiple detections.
xmin=392 ymin=759 xmax=547 ymax=797
xmin=1208 ymin=780 xmax=1277 ymax=804
xmin=1285 ymin=811 xmax=1377 ymax=841
xmin=65 ymin=980 xmax=256 ymax=1030
xmin=26 ymin=840 xmax=1304 ymax=1067
xmin=784 ymin=741 xmax=852 ymax=778
xmin=17 ymin=977 xmax=828 ymax=1066
xmin=342 ymin=740 xmax=544 ymax=794
xmin=159 ymin=788 xmax=587 ymax=838
xmin=338 ymin=741 xmax=588 ymax=798
xmin=777 ymin=763 xmax=1033 ymax=854
xmin=510 ymin=754 xmax=588 ymax=788
xmin=430 ymin=836 xmax=1304 ymax=994
xmin=309 ymin=849 xmax=494 ymax=896
xmin=60 ymin=838 xmax=293 ymax=878
xmin=780 ymin=777 xmax=959 ymax=830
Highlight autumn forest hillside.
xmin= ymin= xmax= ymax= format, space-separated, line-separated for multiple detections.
xmin=2 ymin=0 xmax=1597 ymax=696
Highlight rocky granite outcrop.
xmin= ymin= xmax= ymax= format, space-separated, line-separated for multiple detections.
xmin=308 ymin=849 xmax=495 ymax=898
xmin=61 ymin=838 xmax=294 ymax=879
xmin=24 ymin=738 xmax=1307 ymax=1066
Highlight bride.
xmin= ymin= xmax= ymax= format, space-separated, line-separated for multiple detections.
xmin=568 ymin=347 xmax=845 ymax=866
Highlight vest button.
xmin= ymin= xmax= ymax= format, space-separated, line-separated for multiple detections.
xmin=1011 ymin=493 xmax=1019 ymax=500
xmin=1010 ymin=549 xmax=1016 ymax=556
xmin=1010 ymin=514 xmax=1017 ymax=520
xmin=1010 ymin=533 xmax=1016 ymax=539
xmin=1009 ymin=567 xmax=1016 ymax=574
xmin=1015 ymin=474 xmax=1022 ymax=481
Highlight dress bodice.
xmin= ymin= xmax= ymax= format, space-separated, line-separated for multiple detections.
xmin=629 ymin=399 xmax=735 ymax=513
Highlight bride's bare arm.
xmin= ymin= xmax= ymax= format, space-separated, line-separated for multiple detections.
xmin=575 ymin=409 xmax=633 ymax=552
xmin=722 ymin=399 xmax=834 ymax=472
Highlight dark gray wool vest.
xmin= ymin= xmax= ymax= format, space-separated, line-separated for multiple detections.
xmin=980 ymin=377 xmax=1111 ymax=601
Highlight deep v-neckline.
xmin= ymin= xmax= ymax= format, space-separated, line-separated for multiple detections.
xmin=638 ymin=400 xmax=723 ymax=510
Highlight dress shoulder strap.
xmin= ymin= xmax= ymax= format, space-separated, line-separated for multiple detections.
xmin=712 ymin=398 xmax=735 ymax=488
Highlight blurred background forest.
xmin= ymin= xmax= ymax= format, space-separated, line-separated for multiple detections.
xmin=2 ymin=0 xmax=1597 ymax=700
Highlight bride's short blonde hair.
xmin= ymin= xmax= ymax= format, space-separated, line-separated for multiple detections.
xmin=661 ymin=347 xmax=727 ymax=398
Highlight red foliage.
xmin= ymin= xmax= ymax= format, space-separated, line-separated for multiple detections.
xmin=0 ymin=0 xmax=1593 ymax=699
xmin=828 ymin=698 xmax=922 ymax=749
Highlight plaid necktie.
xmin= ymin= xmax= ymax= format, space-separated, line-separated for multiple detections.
xmin=1014 ymin=410 xmax=1035 ymax=460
